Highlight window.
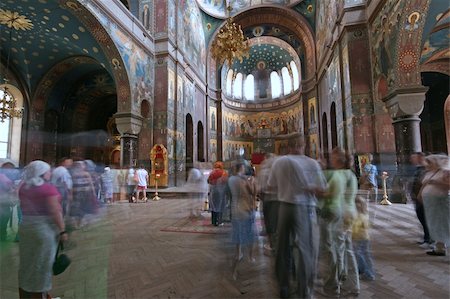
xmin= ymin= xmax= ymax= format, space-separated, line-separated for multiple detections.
xmin=0 ymin=89 xmax=11 ymax=158
xmin=226 ymin=69 xmax=233 ymax=96
xmin=233 ymin=73 xmax=243 ymax=99
xmin=290 ymin=61 xmax=300 ymax=91
xmin=243 ymin=74 xmax=254 ymax=101
xmin=270 ymin=71 xmax=282 ymax=98
xmin=282 ymin=67 xmax=292 ymax=95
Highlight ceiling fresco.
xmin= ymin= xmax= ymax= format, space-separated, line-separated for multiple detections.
xmin=0 ymin=0 xmax=110 ymax=92
xmin=196 ymin=0 xmax=303 ymax=19
xmin=230 ymin=37 xmax=299 ymax=75
xmin=420 ymin=6 xmax=450 ymax=64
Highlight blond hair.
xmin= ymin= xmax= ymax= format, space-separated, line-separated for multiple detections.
xmin=355 ymin=196 xmax=368 ymax=214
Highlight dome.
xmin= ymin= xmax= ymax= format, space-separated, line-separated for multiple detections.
xmin=221 ymin=36 xmax=301 ymax=102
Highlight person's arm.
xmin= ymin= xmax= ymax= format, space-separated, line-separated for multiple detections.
xmin=48 ymin=195 xmax=68 ymax=241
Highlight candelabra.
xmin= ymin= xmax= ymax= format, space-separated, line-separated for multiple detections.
xmin=380 ymin=171 xmax=392 ymax=205
xmin=152 ymin=173 xmax=161 ymax=201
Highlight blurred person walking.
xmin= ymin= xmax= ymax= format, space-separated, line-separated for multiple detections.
xmin=185 ymin=168 xmax=208 ymax=217
xmin=268 ymin=137 xmax=327 ymax=298
xmin=410 ymin=152 xmax=431 ymax=245
xmin=208 ymin=161 xmax=228 ymax=226
xmin=227 ymin=161 xmax=257 ymax=280
xmin=421 ymin=154 xmax=450 ymax=256
xmin=101 ymin=167 xmax=114 ymax=204
xmin=256 ymin=153 xmax=279 ymax=255
xmin=18 ymin=160 xmax=68 ymax=298
xmin=360 ymin=154 xmax=378 ymax=203
xmin=127 ymin=168 xmax=137 ymax=203
xmin=135 ymin=165 xmax=149 ymax=202
xmin=51 ymin=157 xmax=73 ymax=216
xmin=352 ymin=196 xmax=375 ymax=281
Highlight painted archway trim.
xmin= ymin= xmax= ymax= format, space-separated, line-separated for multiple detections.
xmin=57 ymin=0 xmax=131 ymax=112
xmin=445 ymin=95 xmax=450 ymax=153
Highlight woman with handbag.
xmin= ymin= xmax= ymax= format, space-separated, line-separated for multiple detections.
xmin=421 ymin=154 xmax=450 ymax=256
xmin=18 ymin=160 xmax=68 ymax=298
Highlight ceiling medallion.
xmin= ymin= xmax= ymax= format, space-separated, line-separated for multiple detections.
xmin=0 ymin=9 xmax=33 ymax=31
xmin=210 ymin=2 xmax=249 ymax=66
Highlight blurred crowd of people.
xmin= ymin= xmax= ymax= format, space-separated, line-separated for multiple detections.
xmin=0 ymin=157 xmax=151 ymax=298
xmin=186 ymin=139 xmax=449 ymax=298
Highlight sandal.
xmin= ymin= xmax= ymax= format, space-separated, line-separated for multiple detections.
xmin=426 ymin=250 xmax=446 ymax=256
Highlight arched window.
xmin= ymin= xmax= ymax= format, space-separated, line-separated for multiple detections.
xmin=226 ymin=69 xmax=233 ymax=96
xmin=270 ymin=71 xmax=282 ymax=99
xmin=244 ymin=74 xmax=255 ymax=101
xmin=0 ymin=85 xmax=23 ymax=161
xmin=290 ymin=61 xmax=300 ymax=91
xmin=282 ymin=67 xmax=292 ymax=96
xmin=233 ymin=73 xmax=243 ymax=99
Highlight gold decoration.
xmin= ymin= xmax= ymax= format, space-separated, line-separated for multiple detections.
xmin=210 ymin=3 xmax=249 ymax=66
xmin=0 ymin=9 xmax=33 ymax=31
xmin=0 ymin=84 xmax=23 ymax=123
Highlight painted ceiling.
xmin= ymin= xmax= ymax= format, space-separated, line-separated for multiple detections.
xmin=0 ymin=0 xmax=111 ymax=92
xmin=230 ymin=37 xmax=298 ymax=75
xmin=196 ymin=0 xmax=303 ymax=19
xmin=420 ymin=5 xmax=450 ymax=64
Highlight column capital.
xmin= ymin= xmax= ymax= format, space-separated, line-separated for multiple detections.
xmin=113 ymin=112 xmax=144 ymax=136
xmin=383 ymin=86 xmax=428 ymax=119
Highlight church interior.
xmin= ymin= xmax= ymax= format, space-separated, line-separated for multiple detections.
xmin=0 ymin=0 xmax=449 ymax=298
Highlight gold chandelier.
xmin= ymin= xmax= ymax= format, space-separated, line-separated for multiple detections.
xmin=0 ymin=83 xmax=22 ymax=122
xmin=210 ymin=3 xmax=250 ymax=66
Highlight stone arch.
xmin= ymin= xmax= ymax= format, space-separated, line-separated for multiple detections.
xmin=207 ymin=6 xmax=316 ymax=89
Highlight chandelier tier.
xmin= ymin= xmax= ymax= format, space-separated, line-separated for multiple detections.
xmin=0 ymin=83 xmax=22 ymax=123
xmin=210 ymin=3 xmax=250 ymax=66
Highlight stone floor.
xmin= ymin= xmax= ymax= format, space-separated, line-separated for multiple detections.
xmin=0 ymin=197 xmax=449 ymax=299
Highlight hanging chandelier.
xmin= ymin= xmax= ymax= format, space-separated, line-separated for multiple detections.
xmin=0 ymin=9 xmax=29 ymax=122
xmin=210 ymin=2 xmax=250 ymax=66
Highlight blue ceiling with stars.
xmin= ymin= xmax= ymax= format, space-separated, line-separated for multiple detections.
xmin=0 ymin=0 xmax=111 ymax=92
xmin=230 ymin=43 xmax=295 ymax=74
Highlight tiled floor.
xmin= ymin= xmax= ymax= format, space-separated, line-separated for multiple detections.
xmin=0 ymin=198 xmax=449 ymax=299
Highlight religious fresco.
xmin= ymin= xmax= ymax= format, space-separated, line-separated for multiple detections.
xmin=178 ymin=0 xmax=206 ymax=80
xmin=223 ymin=106 xmax=302 ymax=139
xmin=309 ymin=134 xmax=318 ymax=158
xmin=196 ymin=0 xmax=302 ymax=18
xmin=209 ymin=139 xmax=217 ymax=161
xmin=177 ymin=75 xmax=184 ymax=110
xmin=210 ymin=106 xmax=217 ymax=131
xmin=370 ymin=0 xmax=404 ymax=90
xmin=223 ymin=140 xmax=254 ymax=161
xmin=316 ymin=0 xmax=342 ymax=63
xmin=139 ymin=0 xmax=153 ymax=32
xmin=184 ymin=78 xmax=195 ymax=113
xmin=168 ymin=68 xmax=175 ymax=112
xmin=420 ymin=8 xmax=450 ymax=64
xmin=292 ymin=0 xmax=316 ymax=30
xmin=342 ymin=43 xmax=351 ymax=99
xmin=155 ymin=0 xmax=167 ymax=37
xmin=326 ymin=50 xmax=342 ymax=104
xmin=347 ymin=29 xmax=371 ymax=95
xmin=308 ymin=97 xmax=317 ymax=128
xmin=168 ymin=0 xmax=176 ymax=40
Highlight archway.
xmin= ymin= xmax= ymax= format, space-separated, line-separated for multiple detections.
xmin=420 ymin=72 xmax=449 ymax=154
xmin=322 ymin=112 xmax=329 ymax=160
xmin=330 ymin=102 xmax=338 ymax=149
xmin=186 ymin=114 xmax=194 ymax=179
xmin=197 ymin=121 xmax=204 ymax=162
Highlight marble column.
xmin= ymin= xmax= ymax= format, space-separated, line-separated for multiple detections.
xmin=384 ymin=86 xmax=427 ymax=202
xmin=114 ymin=112 xmax=144 ymax=168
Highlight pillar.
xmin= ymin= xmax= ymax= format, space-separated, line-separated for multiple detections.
xmin=216 ymin=90 xmax=223 ymax=162
xmin=114 ymin=112 xmax=144 ymax=168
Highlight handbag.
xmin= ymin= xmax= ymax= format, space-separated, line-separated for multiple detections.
xmin=53 ymin=241 xmax=71 ymax=276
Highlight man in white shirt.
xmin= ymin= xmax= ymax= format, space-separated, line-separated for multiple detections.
xmin=135 ymin=166 xmax=149 ymax=202
xmin=268 ymin=137 xmax=327 ymax=299
xmin=51 ymin=157 xmax=73 ymax=216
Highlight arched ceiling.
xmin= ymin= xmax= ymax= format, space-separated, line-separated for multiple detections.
xmin=196 ymin=0 xmax=303 ymax=19
xmin=0 ymin=0 xmax=111 ymax=92
xmin=230 ymin=36 xmax=299 ymax=75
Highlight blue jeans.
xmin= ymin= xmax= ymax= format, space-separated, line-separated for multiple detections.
xmin=353 ymin=239 xmax=375 ymax=278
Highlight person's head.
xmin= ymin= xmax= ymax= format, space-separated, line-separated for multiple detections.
xmin=73 ymin=160 xmax=86 ymax=171
xmin=410 ymin=152 xmax=425 ymax=166
xmin=1 ymin=162 xmax=15 ymax=169
xmin=290 ymin=136 xmax=305 ymax=155
xmin=232 ymin=161 xmax=245 ymax=175
xmin=59 ymin=157 xmax=73 ymax=168
xmin=214 ymin=161 xmax=224 ymax=169
xmin=355 ymin=196 xmax=368 ymax=214
xmin=330 ymin=147 xmax=352 ymax=169
xmin=424 ymin=154 xmax=450 ymax=171
xmin=367 ymin=153 xmax=373 ymax=163
xmin=23 ymin=160 xmax=51 ymax=187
